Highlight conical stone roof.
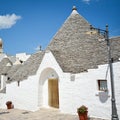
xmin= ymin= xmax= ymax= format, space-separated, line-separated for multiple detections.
xmin=47 ymin=6 xmax=120 ymax=73
xmin=0 ymin=51 xmax=45 ymax=88
xmin=7 ymin=51 xmax=45 ymax=82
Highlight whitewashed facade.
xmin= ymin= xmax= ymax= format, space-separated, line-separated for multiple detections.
xmin=0 ymin=51 xmax=120 ymax=119
xmin=0 ymin=7 xmax=120 ymax=120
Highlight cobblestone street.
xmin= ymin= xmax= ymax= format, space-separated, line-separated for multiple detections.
xmin=0 ymin=108 xmax=108 ymax=120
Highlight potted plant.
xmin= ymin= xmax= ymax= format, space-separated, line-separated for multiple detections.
xmin=77 ymin=105 xmax=88 ymax=120
xmin=6 ymin=101 xmax=12 ymax=109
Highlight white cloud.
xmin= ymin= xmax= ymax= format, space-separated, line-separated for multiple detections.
xmin=82 ymin=0 xmax=100 ymax=4
xmin=82 ymin=0 xmax=91 ymax=4
xmin=0 ymin=14 xmax=21 ymax=29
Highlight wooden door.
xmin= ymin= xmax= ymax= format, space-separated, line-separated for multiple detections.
xmin=48 ymin=79 xmax=59 ymax=108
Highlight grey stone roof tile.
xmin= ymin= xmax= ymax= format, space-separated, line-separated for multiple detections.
xmin=0 ymin=7 xmax=120 ymax=87
xmin=0 ymin=51 xmax=44 ymax=88
xmin=9 ymin=51 xmax=44 ymax=82
xmin=0 ymin=58 xmax=12 ymax=75
xmin=111 ymin=37 xmax=120 ymax=61
xmin=47 ymin=9 xmax=120 ymax=73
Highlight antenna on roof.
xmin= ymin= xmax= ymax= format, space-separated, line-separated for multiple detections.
xmin=35 ymin=45 xmax=42 ymax=52
xmin=39 ymin=45 xmax=42 ymax=51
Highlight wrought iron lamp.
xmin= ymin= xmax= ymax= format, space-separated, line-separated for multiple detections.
xmin=88 ymin=25 xmax=119 ymax=120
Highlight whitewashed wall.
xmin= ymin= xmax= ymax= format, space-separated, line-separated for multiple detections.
xmin=37 ymin=51 xmax=120 ymax=120
xmin=0 ymin=75 xmax=39 ymax=111
xmin=37 ymin=51 xmax=63 ymax=108
xmin=16 ymin=53 xmax=31 ymax=61
xmin=0 ymin=50 xmax=120 ymax=120
xmin=59 ymin=62 xmax=120 ymax=120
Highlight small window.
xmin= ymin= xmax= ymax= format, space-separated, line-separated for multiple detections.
xmin=98 ymin=80 xmax=107 ymax=91
xmin=18 ymin=81 xmax=20 ymax=87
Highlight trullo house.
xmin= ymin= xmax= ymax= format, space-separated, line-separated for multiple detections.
xmin=0 ymin=6 xmax=120 ymax=119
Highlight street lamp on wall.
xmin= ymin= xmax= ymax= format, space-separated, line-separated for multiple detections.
xmin=88 ymin=25 xmax=119 ymax=120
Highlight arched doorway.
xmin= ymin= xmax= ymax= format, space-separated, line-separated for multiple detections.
xmin=39 ymin=68 xmax=59 ymax=108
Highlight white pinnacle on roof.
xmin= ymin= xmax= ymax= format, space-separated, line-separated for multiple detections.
xmin=71 ymin=6 xmax=79 ymax=15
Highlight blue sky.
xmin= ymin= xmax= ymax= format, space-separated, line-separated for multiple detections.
xmin=0 ymin=0 xmax=120 ymax=55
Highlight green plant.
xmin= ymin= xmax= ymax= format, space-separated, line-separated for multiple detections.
xmin=77 ymin=105 xmax=88 ymax=114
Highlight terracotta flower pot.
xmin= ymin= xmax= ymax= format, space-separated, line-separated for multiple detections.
xmin=6 ymin=101 xmax=12 ymax=109
xmin=78 ymin=111 xmax=88 ymax=120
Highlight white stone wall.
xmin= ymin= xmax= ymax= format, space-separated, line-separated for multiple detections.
xmin=59 ymin=62 xmax=120 ymax=120
xmin=0 ymin=75 xmax=39 ymax=111
xmin=37 ymin=51 xmax=120 ymax=119
xmin=37 ymin=51 xmax=63 ymax=108
xmin=0 ymin=51 xmax=120 ymax=120
xmin=16 ymin=53 xmax=30 ymax=61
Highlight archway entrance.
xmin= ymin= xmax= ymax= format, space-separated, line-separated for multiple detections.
xmin=48 ymin=78 xmax=59 ymax=108
xmin=39 ymin=68 xmax=59 ymax=109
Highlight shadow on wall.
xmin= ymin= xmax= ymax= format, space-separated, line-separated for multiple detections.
xmin=98 ymin=91 xmax=109 ymax=103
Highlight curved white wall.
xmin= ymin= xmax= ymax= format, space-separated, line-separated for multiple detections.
xmin=0 ymin=51 xmax=119 ymax=120
xmin=37 ymin=51 xmax=63 ymax=108
xmin=37 ymin=51 xmax=120 ymax=119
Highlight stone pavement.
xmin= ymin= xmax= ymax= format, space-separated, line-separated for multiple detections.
xmin=0 ymin=108 xmax=107 ymax=120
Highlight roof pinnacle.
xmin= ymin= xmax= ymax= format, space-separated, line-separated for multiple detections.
xmin=71 ymin=6 xmax=78 ymax=15
xmin=72 ymin=6 xmax=77 ymax=11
